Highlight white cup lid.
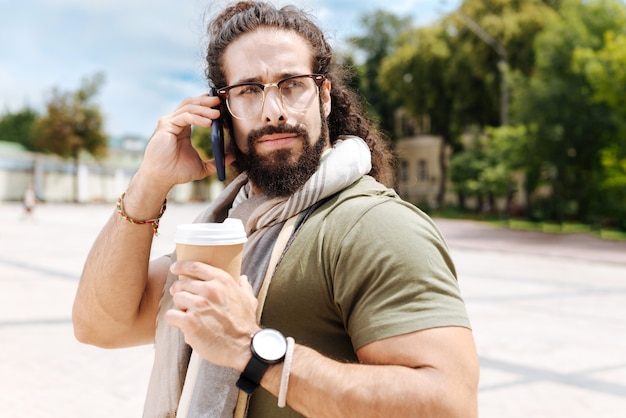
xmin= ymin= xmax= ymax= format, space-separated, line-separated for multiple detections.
xmin=175 ymin=218 xmax=247 ymax=245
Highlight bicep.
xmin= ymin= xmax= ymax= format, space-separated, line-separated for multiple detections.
xmin=356 ymin=326 xmax=479 ymax=386
xmin=355 ymin=327 xmax=479 ymax=417
xmin=133 ymin=255 xmax=171 ymax=344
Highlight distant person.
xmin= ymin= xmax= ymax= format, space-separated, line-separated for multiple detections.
xmin=72 ymin=2 xmax=479 ymax=417
xmin=21 ymin=184 xmax=36 ymax=221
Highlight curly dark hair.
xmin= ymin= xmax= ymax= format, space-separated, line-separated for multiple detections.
xmin=205 ymin=1 xmax=395 ymax=186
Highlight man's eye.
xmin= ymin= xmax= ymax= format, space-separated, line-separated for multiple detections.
xmin=237 ymin=85 xmax=262 ymax=96
xmin=282 ymin=80 xmax=305 ymax=91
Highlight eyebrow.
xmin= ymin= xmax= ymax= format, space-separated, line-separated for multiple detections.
xmin=231 ymin=72 xmax=306 ymax=85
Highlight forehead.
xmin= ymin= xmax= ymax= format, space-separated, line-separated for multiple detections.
xmin=222 ymin=28 xmax=314 ymax=84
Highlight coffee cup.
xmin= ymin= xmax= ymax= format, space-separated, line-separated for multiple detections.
xmin=174 ymin=219 xmax=247 ymax=280
xmin=174 ymin=218 xmax=247 ymax=418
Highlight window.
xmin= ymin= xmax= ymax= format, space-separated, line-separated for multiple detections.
xmin=418 ymin=159 xmax=428 ymax=182
xmin=398 ymin=159 xmax=410 ymax=183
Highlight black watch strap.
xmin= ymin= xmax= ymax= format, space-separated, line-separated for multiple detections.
xmin=236 ymin=355 xmax=270 ymax=394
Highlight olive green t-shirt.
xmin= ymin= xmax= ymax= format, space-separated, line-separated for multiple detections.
xmin=248 ymin=176 xmax=471 ymax=417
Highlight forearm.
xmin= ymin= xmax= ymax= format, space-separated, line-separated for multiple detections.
xmin=261 ymin=344 xmax=477 ymax=418
xmin=72 ymin=174 xmax=170 ymax=347
xmin=74 ymin=94 xmax=221 ymax=346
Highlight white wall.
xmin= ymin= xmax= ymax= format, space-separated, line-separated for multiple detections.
xmin=0 ymin=150 xmax=218 ymax=204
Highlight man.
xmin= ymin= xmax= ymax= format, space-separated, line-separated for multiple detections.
xmin=73 ymin=2 xmax=479 ymax=417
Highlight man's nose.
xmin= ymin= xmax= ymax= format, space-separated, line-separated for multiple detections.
xmin=261 ymin=86 xmax=287 ymax=125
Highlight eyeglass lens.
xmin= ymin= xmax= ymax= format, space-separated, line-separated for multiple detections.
xmin=226 ymin=75 xmax=320 ymax=119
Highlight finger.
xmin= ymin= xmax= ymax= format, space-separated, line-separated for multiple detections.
xmin=224 ymin=153 xmax=237 ymax=166
xmin=176 ymin=102 xmax=220 ymax=121
xmin=200 ymin=153 xmax=235 ymax=177
xmin=201 ymin=160 xmax=220 ymax=177
xmin=176 ymin=94 xmax=220 ymax=111
xmin=165 ymin=308 xmax=183 ymax=327
xmin=164 ymin=307 xmax=216 ymax=353
xmin=157 ymin=98 xmax=221 ymax=134
xmin=165 ymin=307 xmax=193 ymax=331
xmin=169 ymin=277 xmax=206 ymax=297
xmin=175 ymin=95 xmax=221 ymax=119
xmin=170 ymin=287 xmax=196 ymax=311
xmin=171 ymin=260 xmax=233 ymax=283
xmin=152 ymin=95 xmax=220 ymax=135
xmin=164 ymin=107 xmax=218 ymax=132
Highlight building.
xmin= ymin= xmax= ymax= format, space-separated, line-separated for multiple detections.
xmin=394 ymin=134 xmax=455 ymax=210
xmin=0 ymin=135 xmax=225 ymax=204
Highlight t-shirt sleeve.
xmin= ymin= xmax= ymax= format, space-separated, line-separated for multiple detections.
xmin=327 ymin=198 xmax=471 ymax=351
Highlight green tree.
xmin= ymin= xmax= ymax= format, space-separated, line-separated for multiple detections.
xmin=574 ymin=31 xmax=626 ymax=117
xmin=379 ymin=0 xmax=556 ymax=206
xmin=32 ymin=73 xmax=108 ymax=201
xmin=186 ymin=124 xmax=229 ymax=200
xmin=380 ymin=25 xmax=455 ymax=136
xmin=379 ymin=24 xmax=458 ymax=205
xmin=348 ymin=10 xmax=413 ymax=139
xmin=450 ymin=129 xmax=487 ymax=210
xmin=0 ymin=107 xmax=38 ymax=150
xmin=573 ymin=30 xmax=626 ymax=227
xmin=450 ymin=125 xmax=526 ymax=214
xmin=598 ymin=144 xmax=626 ymax=229
xmin=512 ymin=0 xmax=626 ymax=223
xmin=455 ymin=0 xmax=560 ymax=76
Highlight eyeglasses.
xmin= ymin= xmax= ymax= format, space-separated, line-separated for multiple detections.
xmin=217 ymin=74 xmax=326 ymax=120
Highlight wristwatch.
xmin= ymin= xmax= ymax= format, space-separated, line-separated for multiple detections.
xmin=236 ymin=328 xmax=287 ymax=394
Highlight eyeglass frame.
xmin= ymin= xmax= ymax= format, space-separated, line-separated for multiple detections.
xmin=216 ymin=74 xmax=326 ymax=120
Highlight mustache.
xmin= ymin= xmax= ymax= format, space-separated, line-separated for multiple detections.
xmin=247 ymin=124 xmax=309 ymax=145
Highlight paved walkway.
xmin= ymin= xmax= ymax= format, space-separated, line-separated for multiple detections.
xmin=435 ymin=219 xmax=626 ymax=418
xmin=0 ymin=202 xmax=624 ymax=417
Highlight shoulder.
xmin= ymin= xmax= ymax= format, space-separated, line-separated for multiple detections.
xmin=309 ymin=178 xmax=468 ymax=349
xmin=318 ymin=176 xmax=448 ymax=250
xmin=319 ymin=175 xmax=403 ymax=225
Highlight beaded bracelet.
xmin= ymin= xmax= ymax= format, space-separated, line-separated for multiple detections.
xmin=116 ymin=192 xmax=167 ymax=236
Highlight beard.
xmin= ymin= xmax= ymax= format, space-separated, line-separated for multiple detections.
xmin=233 ymin=118 xmax=329 ymax=198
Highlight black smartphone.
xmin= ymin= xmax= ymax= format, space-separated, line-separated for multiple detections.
xmin=210 ymin=88 xmax=226 ymax=181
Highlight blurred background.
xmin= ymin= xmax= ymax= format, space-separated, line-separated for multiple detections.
xmin=1 ymin=1 xmax=625 ymax=417
xmin=2 ymin=0 xmax=624 ymax=238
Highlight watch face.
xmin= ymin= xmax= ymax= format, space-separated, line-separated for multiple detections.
xmin=252 ymin=329 xmax=287 ymax=362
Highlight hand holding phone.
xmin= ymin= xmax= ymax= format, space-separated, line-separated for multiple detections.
xmin=210 ymin=88 xmax=226 ymax=181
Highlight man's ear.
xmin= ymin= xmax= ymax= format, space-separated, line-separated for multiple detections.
xmin=322 ymin=79 xmax=332 ymax=117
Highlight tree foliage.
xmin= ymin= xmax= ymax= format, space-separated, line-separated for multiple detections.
xmin=451 ymin=125 xmax=527 ymax=213
xmin=0 ymin=107 xmax=38 ymax=150
xmin=377 ymin=0 xmax=556 ymax=205
xmin=367 ymin=0 xmax=626 ymax=226
xmin=573 ymin=28 xmax=626 ymax=227
xmin=31 ymin=73 xmax=108 ymax=202
xmin=380 ymin=25 xmax=455 ymax=138
xmin=32 ymin=73 xmax=107 ymax=161
xmin=348 ymin=10 xmax=413 ymax=139
xmin=380 ymin=0 xmax=557 ymax=138
xmin=512 ymin=0 xmax=626 ymax=223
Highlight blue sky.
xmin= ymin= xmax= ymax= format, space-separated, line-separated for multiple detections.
xmin=1 ymin=0 xmax=460 ymax=138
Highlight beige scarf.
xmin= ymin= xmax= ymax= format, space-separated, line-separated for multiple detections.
xmin=143 ymin=136 xmax=371 ymax=418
